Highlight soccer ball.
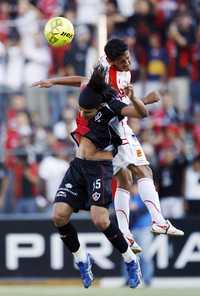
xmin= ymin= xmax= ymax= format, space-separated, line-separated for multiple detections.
xmin=44 ymin=17 xmax=74 ymax=47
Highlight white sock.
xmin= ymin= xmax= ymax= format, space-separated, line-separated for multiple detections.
xmin=122 ymin=246 xmax=137 ymax=263
xmin=137 ymin=178 xmax=166 ymax=224
xmin=114 ymin=188 xmax=131 ymax=237
xmin=72 ymin=246 xmax=87 ymax=263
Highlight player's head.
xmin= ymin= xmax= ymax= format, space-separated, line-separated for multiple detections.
xmin=79 ymin=66 xmax=117 ymax=117
xmin=104 ymin=38 xmax=131 ymax=71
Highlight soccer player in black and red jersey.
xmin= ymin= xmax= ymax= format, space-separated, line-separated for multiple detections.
xmin=52 ymin=68 xmax=147 ymax=288
xmin=33 ymin=39 xmax=184 ymax=254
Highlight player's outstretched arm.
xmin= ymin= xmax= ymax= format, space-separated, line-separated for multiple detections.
xmin=31 ymin=76 xmax=87 ymax=88
xmin=123 ymin=84 xmax=148 ymax=118
xmin=142 ymin=90 xmax=161 ymax=105
xmin=121 ymin=100 xmax=148 ymax=119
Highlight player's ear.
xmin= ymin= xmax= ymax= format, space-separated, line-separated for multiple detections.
xmin=106 ymin=57 xmax=112 ymax=65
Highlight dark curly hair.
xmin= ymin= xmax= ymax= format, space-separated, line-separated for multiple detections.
xmin=79 ymin=66 xmax=117 ymax=109
xmin=104 ymin=38 xmax=128 ymax=61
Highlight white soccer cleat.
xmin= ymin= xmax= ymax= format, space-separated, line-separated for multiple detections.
xmin=151 ymin=220 xmax=184 ymax=236
xmin=125 ymin=235 xmax=142 ymax=254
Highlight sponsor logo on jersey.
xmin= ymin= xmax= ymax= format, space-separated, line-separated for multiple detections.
xmin=136 ymin=149 xmax=143 ymax=157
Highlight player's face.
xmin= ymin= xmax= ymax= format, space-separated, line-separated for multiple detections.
xmin=111 ymin=50 xmax=131 ymax=71
xmin=80 ymin=107 xmax=97 ymax=119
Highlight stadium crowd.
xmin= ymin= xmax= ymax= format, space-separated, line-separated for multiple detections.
xmin=0 ymin=0 xmax=200 ymax=219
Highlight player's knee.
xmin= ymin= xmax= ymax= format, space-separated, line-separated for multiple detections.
xmin=52 ymin=205 xmax=71 ymax=227
xmin=52 ymin=212 xmax=66 ymax=227
xmin=91 ymin=213 xmax=110 ymax=230
xmin=93 ymin=217 xmax=110 ymax=231
xmin=91 ymin=206 xmax=110 ymax=230
xmin=115 ymin=169 xmax=132 ymax=191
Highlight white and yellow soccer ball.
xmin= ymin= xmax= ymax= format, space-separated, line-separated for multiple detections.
xmin=44 ymin=17 xmax=74 ymax=47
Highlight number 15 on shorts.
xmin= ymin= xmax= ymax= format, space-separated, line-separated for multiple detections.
xmin=93 ymin=179 xmax=101 ymax=190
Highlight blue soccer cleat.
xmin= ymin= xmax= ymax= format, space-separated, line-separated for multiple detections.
xmin=125 ymin=258 xmax=142 ymax=288
xmin=76 ymin=254 xmax=94 ymax=288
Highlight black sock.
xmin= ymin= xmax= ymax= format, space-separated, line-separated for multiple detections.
xmin=103 ymin=222 xmax=128 ymax=253
xmin=57 ymin=223 xmax=80 ymax=253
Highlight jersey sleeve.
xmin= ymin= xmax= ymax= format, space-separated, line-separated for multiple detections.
xmin=107 ymin=99 xmax=128 ymax=115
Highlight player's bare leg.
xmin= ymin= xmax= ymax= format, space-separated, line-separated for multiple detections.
xmin=128 ymin=165 xmax=184 ymax=236
xmin=90 ymin=205 xmax=141 ymax=288
xmin=53 ymin=203 xmax=93 ymax=288
xmin=114 ymin=168 xmax=142 ymax=253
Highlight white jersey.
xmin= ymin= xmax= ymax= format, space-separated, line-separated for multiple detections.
xmin=99 ymin=55 xmax=133 ymax=144
xmin=99 ymin=56 xmax=149 ymax=174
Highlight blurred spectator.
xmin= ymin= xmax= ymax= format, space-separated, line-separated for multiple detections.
xmin=23 ymin=32 xmax=51 ymax=86
xmin=64 ymin=25 xmax=95 ymax=76
xmin=5 ymin=94 xmax=31 ymax=152
xmin=0 ymin=1 xmax=11 ymax=43
xmin=185 ymin=155 xmax=200 ymax=216
xmin=125 ymin=0 xmax=158 ymax=49
xmin=15 ymin=0 xmax=40 ymax=49
xmin=38 ymin=144 xmax=69 ymax=206
xmin=105 ymin=0 xmax=125 ymax=37
xmin=145 ymin=33 xmax=168 ymax=93
xmin=153 ymin=0 xmax=178 ymax=21
xmin=123 ymin=184 xmax=154 ymax=286
xmin=193 ymin=112 xmax=200 ymax=154
xmin=23 ymin=31 xmax=51 ymax=125
xmin=155 ymin=148 xmax=187 ymax=218
xmin=0 ymin=40 xmax=6 ymax=86
xmin=14 ymin=152 xmax=39 ymax=213
xmin=191 ymin=24 xmax=200 ymax=111
xmin=0 ymin=162 xmax=9 ymax=213
xmin=5 ymin=29 xmax=24 ymax=91
xmin=0 ymin=40 xmax=7 ymax=122
xmin=76 ymin=0 xmax=104 ymax=25
xmin=37 ymin=0 xmax=62 ymax=19
xmin=150 ymin=90 xmax=182 ymax=128
xmin=53 ymin=106 xmax=76 ymax=140
xmin=116 ymin=0 xmax=135 ymax=17
xmin=167 ymin=11 xmax=195 ymax=112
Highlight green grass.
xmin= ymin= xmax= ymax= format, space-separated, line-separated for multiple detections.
xmin=0 ymin=286 xmax=200 ymax=296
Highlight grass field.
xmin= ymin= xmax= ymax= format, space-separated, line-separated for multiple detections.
xmin=0 ymin=286 xmax=200 ymax=296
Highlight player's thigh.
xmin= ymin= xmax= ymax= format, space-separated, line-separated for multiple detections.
xmin=90 ymin=205 xmax=110 ymax=230
xmin=52 ymin=202 xmax=73 ymax=226
xmin=128 ymin=164 xmax=153 ymax=180
xmin=114 ymin=168 xmax=133 ymax=190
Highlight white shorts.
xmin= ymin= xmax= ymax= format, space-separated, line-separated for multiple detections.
xmin=113 ymin=135 xmax=149 ymax=175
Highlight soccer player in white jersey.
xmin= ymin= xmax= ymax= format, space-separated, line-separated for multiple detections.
xmin=32 ymin=39 xmax=184 ymax=253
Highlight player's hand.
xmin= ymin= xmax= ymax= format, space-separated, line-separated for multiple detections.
xmin=124 ymin=84 xmax=134 ymax=99
xmin=143 ymin=91 xmax=161 ymax=105
xmin=31 ymin=79 xmax=53 ymax=88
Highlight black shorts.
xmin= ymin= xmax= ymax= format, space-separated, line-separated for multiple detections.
xmin=54 ymin=157 xmax=113 ymax=211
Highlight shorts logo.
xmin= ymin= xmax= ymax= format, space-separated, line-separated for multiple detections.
xmin=92 ymin=192 xmax=101 ymax=201
xmin=65 ymin=183 xmax=73 ymax=189
xmin=56 ymin=191 xmax=66 ymax=198
xmin=136 ymin=149 xmax=142 ymax=157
